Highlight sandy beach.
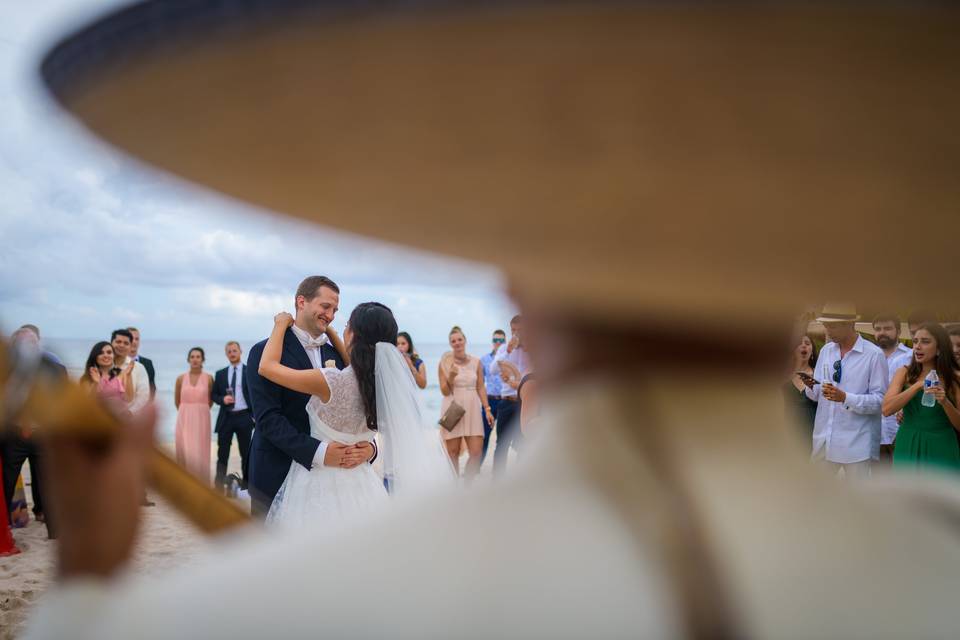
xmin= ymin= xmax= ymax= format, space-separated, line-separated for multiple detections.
xmin=0 ymin=444 xmax=234 ymax=639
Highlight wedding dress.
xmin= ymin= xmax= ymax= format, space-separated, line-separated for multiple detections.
xmin=265 ymin=361 xmax=386 ymax=528
xmin=267 ymin=344 xmax=452 ymax=529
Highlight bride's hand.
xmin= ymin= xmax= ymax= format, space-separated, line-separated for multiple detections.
xmin=273 ymin=312 xmax=294 ymax=328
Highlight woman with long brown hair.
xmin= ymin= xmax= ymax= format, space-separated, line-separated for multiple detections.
xmin=174 ymin=348 xmax=215 ymax=483
xmin=783 ymin=334 xmax=818 ymax=441
xmin=79 ymin=341 xmax=135 ymax=407
xmin=883 ymin=323 xmax=960 ymax=470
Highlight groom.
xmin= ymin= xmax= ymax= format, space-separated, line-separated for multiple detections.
xmin=246 ymin=275 xmax=377 ymax=518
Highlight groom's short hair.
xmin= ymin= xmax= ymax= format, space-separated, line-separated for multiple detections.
xmin=296 ymin=275 xmax=340 ymax=305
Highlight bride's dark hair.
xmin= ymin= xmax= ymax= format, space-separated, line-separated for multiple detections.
xmin=348 ymin=302 xmax=398 ymax=431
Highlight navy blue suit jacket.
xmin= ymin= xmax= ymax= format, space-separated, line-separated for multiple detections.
xmin=245 ymin=329 xmax=345 ymax=514
xmin=211 ymin=364 xmax=253 ymax=433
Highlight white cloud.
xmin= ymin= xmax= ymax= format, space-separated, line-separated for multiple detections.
xmin=0 ymin=0 xmax=516 ymax=342
xmin=196 ymin=286 xmax=290 ymax=317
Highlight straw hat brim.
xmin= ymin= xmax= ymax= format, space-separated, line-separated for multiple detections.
xmin=815 ymin=316 xmax=861 ymax=324
xmin=41 ymin=2 xmax=960 ymax=323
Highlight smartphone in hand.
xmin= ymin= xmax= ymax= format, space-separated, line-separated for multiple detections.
xmin=796 ymin=371 xmax=819 ymax=387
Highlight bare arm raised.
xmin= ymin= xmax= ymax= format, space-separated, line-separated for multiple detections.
xmin=882 ymin=367 xmax=923 ymax=417
xmin=258 ymin=312 xmax=332 ymax=402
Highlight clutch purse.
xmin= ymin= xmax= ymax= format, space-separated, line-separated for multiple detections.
xmin=438 ymin=400 xmax=466 ymax=432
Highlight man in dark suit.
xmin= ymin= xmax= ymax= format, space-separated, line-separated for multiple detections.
xmin=246 ymin=275 xmax=377 ymax=519
xmin=211 ymin=341 xmax=255 ymax=492
xmin=128 ymin=327 xmax=156 ymax=399
xmin=2 ymin=325 xmax=65 ymax=539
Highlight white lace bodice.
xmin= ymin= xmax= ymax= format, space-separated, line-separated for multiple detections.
xmin=305 ymin=367 xmax=375 ymax=444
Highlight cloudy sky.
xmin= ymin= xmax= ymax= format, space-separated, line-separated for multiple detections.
xmin=0 ymin=0 xmax=515 ymax=343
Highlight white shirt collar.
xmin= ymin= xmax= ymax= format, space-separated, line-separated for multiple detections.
xmin=290 ymin=324 xmax=328 ymax=350
xmin=851 ymin=335 xmax=865 ymax=353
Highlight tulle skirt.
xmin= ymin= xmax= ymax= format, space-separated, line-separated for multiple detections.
xmin=267 ymin=458 xmax=388 ymax=530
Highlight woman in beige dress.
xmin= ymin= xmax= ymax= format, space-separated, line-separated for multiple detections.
xmin=439 ymin=326 xmax=495 ymax=480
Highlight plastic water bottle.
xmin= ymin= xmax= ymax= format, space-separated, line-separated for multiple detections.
xmin=922 ymin=370 xmax=940 ymax=407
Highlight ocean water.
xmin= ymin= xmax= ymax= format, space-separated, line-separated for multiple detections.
xmin=45 ymin=337 xmax=466 ymax=443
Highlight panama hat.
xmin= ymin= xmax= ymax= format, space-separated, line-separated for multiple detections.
xmin=40 ymin=2 xmax=960 ymax=324
xmin=815 ymin=303 xmax=860 ymax=324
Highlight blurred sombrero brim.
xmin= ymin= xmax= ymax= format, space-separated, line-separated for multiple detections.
xmin=41 ymin=2 xmax=960 ymax=324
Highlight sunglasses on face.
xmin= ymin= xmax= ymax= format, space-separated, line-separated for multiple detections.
xmin=493 ymin=338 xmax=506 ymax=344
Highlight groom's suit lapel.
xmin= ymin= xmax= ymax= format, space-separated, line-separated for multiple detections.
xmin=283 ymin=327 xmax=314 ymax=372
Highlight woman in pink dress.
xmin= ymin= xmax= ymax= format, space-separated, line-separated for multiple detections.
xmin=79 ymin=341 xmax=134 ymax=410
xmin=439 ymin=326 xmax=495 ymax=481
xmin=175 ymin=347 xmax=214 ymax=484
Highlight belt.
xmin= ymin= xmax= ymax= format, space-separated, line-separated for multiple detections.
xmin=229 ymin=408 xmax=250 ymax=414
xmin=500 ymin=395 xmax=518 ymax=402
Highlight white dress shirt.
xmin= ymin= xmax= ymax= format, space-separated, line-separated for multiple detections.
xmin=881 ymin=343 xmax=913 ymax=445
xmin=290 ymin=324 xmax=331 ymax=467
xmin=227 ymin=363 xmax=248 ymax=412
xmin=806 ymin=336 xmax=888 ymax=463
xmin=492 ymin=342 xmax=532 ymax=398
xmin=121 ymin=357 xmax=150 ymax=414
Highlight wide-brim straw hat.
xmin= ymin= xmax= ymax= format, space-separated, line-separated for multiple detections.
xmin=40 ymin=3 xmax=960 ymax=325
xmin=815 ymin=303 xmax=860 ymax=324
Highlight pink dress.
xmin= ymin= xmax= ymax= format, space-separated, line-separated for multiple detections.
xmin=97 ymin=375 xmax=126 ymax=404
xmin=175 ymin=372 xmax=212 ymax=484
xmin=440 ymin=354 xmax=484 ymax=440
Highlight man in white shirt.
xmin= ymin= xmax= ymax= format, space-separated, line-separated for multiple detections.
xmin=872 ymin=313 xmax=913 ymax=463
xmin=212 ymin=341 xmax=255 ymax=492
xmin=804 ymin=305 xmax=888 ymax=479
xmin=127 ymin=327 xmax=157 ymax=399
xmin=110 ymin=329 xmax=151 ymax=414
xmin=491 ymin=315 xmax=532 ymax=476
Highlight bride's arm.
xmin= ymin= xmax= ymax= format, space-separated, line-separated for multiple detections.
xmin=325 ymin=325 xmax=350 ymax=365
xmin=259 ymin=313 xmax=332 ymax=401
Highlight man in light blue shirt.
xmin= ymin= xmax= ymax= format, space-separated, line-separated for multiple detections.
xmin=480 ymin=329 xmax=507 ymax=464
xmin=804 ymin=306 xmax=887 ymax=479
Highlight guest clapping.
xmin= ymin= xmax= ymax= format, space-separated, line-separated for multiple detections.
xmin=396 ymin=331 xmax=427 ymax=389
xmin=884 ymin=323 xmax=960 ymax=470
xmin=439 ymin=327 xmax=495 ymax=481
xmin=175 ymin=348 xmax=214 ymax=484
xmin=110 ymin=329 xmax=151 ymax=413
xmin=80 ymin=341 xmax=134 ymax=407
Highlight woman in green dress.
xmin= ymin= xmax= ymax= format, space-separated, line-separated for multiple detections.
xmin=884 ymin=323 xmax=960 ymax=471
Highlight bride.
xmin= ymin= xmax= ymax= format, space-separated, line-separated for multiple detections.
xmin=258 ymin=302 xmax=453 ymax=528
